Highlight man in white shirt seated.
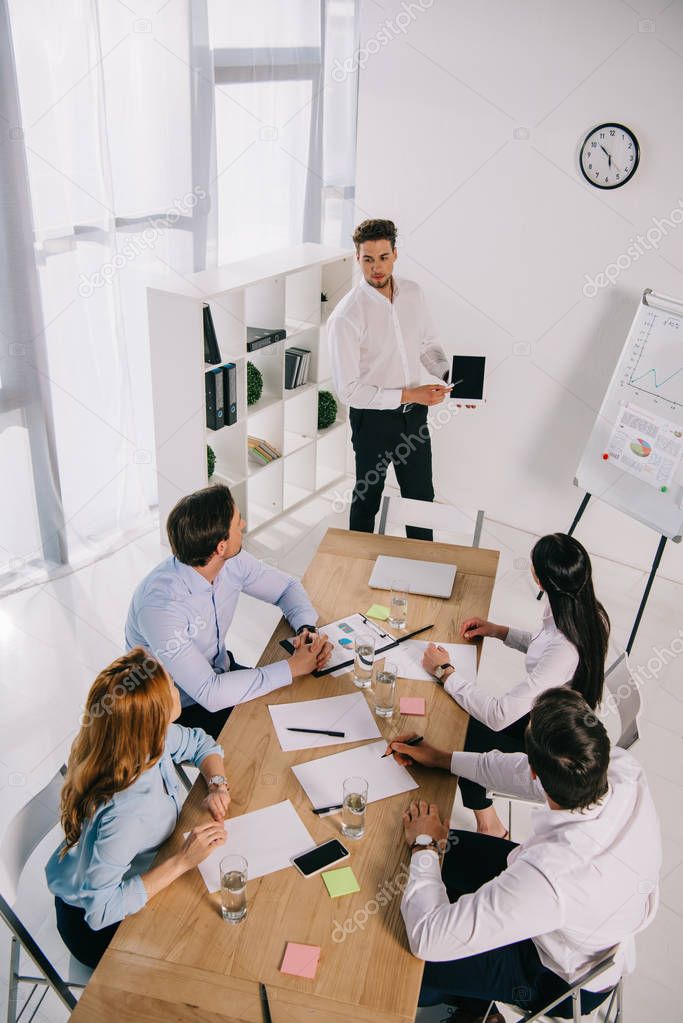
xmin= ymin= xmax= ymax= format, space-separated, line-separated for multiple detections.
xmin=387 ymin=687 xmax=661 ymax=1022
xmin=327 ymin=218 xmax=451 ymax=539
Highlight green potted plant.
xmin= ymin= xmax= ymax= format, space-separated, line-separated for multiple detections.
xmin=317 ymin=390 xmax=338 ymax=431
xmin=207 ymin=444 xmax=216 ymax=479
xmin=247 ymin=361 xmax=263 ymax=406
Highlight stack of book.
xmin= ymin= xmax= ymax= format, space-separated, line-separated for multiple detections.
xmin=285 ymin=347 xmax=311 ymax=389
xmin=248 ymin=435 xmax=282 ymax=467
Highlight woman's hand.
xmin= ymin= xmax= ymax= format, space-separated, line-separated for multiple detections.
xmin=461 ymin=617 xmax=507 ymax=641
xmin=422 ymin=642 xmax=451 ymax=676
xmin=178 ymin=822 xmax=227 ymax=871
xmin=202 ymin=784 xmax=231 ymax=822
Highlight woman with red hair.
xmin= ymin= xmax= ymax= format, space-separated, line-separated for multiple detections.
xmin=46 ymin=647 xmax=230 ymax=967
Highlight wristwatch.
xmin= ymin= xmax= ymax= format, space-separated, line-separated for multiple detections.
xmin=296 ymin=624 xmax=317 ymax=635
xmin=433 ymin=663 xmax=453 ymax=684
xmin=410 ymin=833 xmax=441 ymax=855
xmin=207 ymin=775 xmax=229 ymax=790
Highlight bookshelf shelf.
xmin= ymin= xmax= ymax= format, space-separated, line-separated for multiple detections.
xmin=148 ymin=243 xmax=354 ymax=541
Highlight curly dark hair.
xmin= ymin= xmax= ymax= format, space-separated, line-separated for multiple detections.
xmin=352 ymin=218 xmax=397 ymax=251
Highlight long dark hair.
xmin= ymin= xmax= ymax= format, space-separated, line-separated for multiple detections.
xmin=531 ymin=533 xmax=610 ymax=710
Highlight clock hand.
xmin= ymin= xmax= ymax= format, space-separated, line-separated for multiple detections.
xmin=600 ymin=144 xmax=612 ymax=168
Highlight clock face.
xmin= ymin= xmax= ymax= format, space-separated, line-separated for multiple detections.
xmin=579 ymin=123 xmax=640 ymax=189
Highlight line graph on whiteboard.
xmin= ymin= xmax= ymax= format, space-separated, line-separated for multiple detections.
xmin=621 ymin=308 xmax=683 ymax=411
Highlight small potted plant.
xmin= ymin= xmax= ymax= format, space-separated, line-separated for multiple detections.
xmin=247 ymin=361 xmax=263 ymax=406
xmin=318 ymin=390 xmax=338 ymax=431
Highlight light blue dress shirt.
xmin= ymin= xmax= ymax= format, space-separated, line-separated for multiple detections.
xmin=46 ymin=724 xmax=222 ymax=930
xmin=125 ymin=552 xmax=317 ymax=711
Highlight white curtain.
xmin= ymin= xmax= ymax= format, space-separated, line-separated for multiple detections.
xmin=208 ymin=0 xmax=359 ymax=262
xmin=1 ymin=0 xmax=206 ymax=592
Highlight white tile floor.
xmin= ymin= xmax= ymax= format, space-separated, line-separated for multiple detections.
xmin=0 ymin=481 xmax=680 ymax=1021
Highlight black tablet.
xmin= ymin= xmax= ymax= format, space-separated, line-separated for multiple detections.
xmin=450 ymin=355 xmax=486 ymax=402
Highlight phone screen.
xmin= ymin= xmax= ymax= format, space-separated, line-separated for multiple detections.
xmin=293 ymin=839 xmax=349 ymax=877
xmin=450 ymin=355 xmax=486 ymax=400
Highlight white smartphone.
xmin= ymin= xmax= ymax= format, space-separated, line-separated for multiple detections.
xmin=292 ymin=838 xmax=350 ymax=878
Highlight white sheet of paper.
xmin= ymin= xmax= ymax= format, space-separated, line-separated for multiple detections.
xmin=190 ymin=800 xmax=313 ymax=893
xmin=268 ymin=692 xmax=381 ymax=751
xmin=390 ymin=640 xmax=478 ymax=684
xmin=292 ymin=740 xmax=418 ymax=809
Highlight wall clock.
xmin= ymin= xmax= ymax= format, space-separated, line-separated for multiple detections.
xmin=579 ymin=123 xmax=640 ymax=189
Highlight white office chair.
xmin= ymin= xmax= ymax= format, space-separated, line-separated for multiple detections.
xmin=377 ymin=495 xmax=485 ymax=547
xmin=489 ymin=953 xmax=623 ymax=1022
xmin=0 ymin=766 xmax=91 ymax=1021
xmin=486 ymin=653 xmax=642 ymax=839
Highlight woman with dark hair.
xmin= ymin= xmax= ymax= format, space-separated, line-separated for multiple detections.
xmin=46 ymin=648 xmax=230 ymax=968
xmin=422 ymin=533 xmax=610 ymax=838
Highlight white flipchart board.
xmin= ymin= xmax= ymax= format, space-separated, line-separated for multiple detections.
xmin=576 ymin=289 xmax=683 ymax=541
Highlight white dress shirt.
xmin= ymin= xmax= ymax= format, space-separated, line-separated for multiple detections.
xmin=445 ymin=600 xmax=579 ymax=730
xmin=328 ymin=275 xmax=449 ymax=410
xmin=401 ymin=747 xmax=661 ymax=991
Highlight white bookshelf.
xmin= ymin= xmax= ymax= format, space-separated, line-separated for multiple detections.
xmin=147 ymin=243 xmax=355 ymax=543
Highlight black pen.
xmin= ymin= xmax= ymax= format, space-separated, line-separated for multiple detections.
xmin=287 ymin=727 xmax=346 ymax=737
xmin=381 ymin=734 xmax=424 ymax=758
xmin=312 ymin=803 xmax=344 ymax=816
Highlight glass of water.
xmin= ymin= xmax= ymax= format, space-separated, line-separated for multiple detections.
xmin=220 ymin=855 xmax=248 ymax=923
xmin=342 ymin=776 xmax=368 ymax=839
xmin=353 ymin=632 xmax=375 ymax=688
xmin=389 ymin=579 xmax=408 ymax=630
xmin=374 ymin=660 xmax=397 ymax=718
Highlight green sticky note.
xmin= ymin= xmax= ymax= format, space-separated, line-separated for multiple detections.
xmin=366 ymin=604 xmax=390 ymax=621
xmin=321 ymin=866 xmax=360 ymax=898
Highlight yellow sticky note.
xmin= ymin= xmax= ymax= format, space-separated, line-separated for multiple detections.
xmin=365 ymin=604 xmax=390 ymax=621
xmin=321 ymin=866 xmax=360 ymax=898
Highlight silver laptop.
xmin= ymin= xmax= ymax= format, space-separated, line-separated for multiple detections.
xmin=368 ymin=555 xmax=457 ymax=598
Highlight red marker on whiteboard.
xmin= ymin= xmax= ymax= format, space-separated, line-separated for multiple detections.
xmin=602 ymin=453 xmax=609 ymax=460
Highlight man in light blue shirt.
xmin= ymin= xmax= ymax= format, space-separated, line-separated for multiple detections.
xmin=126 ymin=485 xmax=331 ymax=737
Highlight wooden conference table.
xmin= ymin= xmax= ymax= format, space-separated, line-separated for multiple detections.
xmin=71 ymin=529 xmax=499 ymax=1023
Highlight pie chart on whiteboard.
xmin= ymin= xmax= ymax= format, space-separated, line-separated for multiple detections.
xmin=630 ymin=438 xmax=652 ymax=457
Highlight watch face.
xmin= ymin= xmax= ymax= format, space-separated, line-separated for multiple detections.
xmin=579 ymin=123 xmax=639 ymax=189
xmin=416 ymin=834 xmax=433 ymax=845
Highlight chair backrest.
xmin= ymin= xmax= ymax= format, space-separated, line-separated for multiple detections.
xmin=378 ymin=495 xmax=485 ymax=547
xmin=603 ymin=653 xmax=642 ymax=750
xmin=0 ymin=766 xmax=65 ymax=905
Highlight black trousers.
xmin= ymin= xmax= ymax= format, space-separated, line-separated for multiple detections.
xmin=177 ymin=653 xmax=247 ymax=740
xmin=459 ymin=713 xmax=530 ymax=811
xmin=419 ymin=831 xmax=611 ymax=1018
xmin=349 ymin=405 xmax=434 ymax=539
xmin=55 ymin=896 xmax=119 ymax=969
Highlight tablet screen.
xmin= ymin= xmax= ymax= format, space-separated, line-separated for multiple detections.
xmin=450 ymin=356 xmax=486 ymax=400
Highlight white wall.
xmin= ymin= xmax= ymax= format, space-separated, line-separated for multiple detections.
xmin=353 ymin=0 xmax=683 ymax=583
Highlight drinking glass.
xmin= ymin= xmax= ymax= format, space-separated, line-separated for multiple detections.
xmin=220 ymin=855 xmax=248 ymax=923
xmin=388 ymin=579 xmax=408 ymax=630
xmin=374 ymin=660 xmax=397 ymax=718
xmin=342 ymin=776 xmax=368 ymax=839
xmin=353 ymin=632 xmax=375 ymax=688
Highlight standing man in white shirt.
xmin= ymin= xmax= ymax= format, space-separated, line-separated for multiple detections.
xmin=328 ymin=219 xmax=451 ymax=538
xmin=386 ymin=688 xmax=661 ymax=1022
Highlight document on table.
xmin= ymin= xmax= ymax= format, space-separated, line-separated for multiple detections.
xmin=268 ymin=692 xmax=381 ymax=751
xmin=390 ymin=640 xmax=478 ymax=684
xmin=190 ymin=800 xmax=313 ymax=893
xmin=292 ymin=740 xmax=418 ymax=809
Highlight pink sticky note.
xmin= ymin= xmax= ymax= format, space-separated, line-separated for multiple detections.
xmin=280 ymin=942 xmax=321 ymax=980
xmin=400 ymin=696 xmax=426 ymax=716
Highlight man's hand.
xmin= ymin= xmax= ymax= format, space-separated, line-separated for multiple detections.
xmin=401 ymin=384 xmax=451 ymax=407
xmin=289 ymin=631 xmax=329 ymax=678
xmin=402 ymin=799 xmax=448 ymax=848
xmin=422 ymin=642 xmax=452 ymax=677
xmin=384 ymin=733 xmax=451 ymax=771
xmin=202 ymin=784 xmax=231 ymax=822
xmin=292 ymin=629 xmax=332 ymax=670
